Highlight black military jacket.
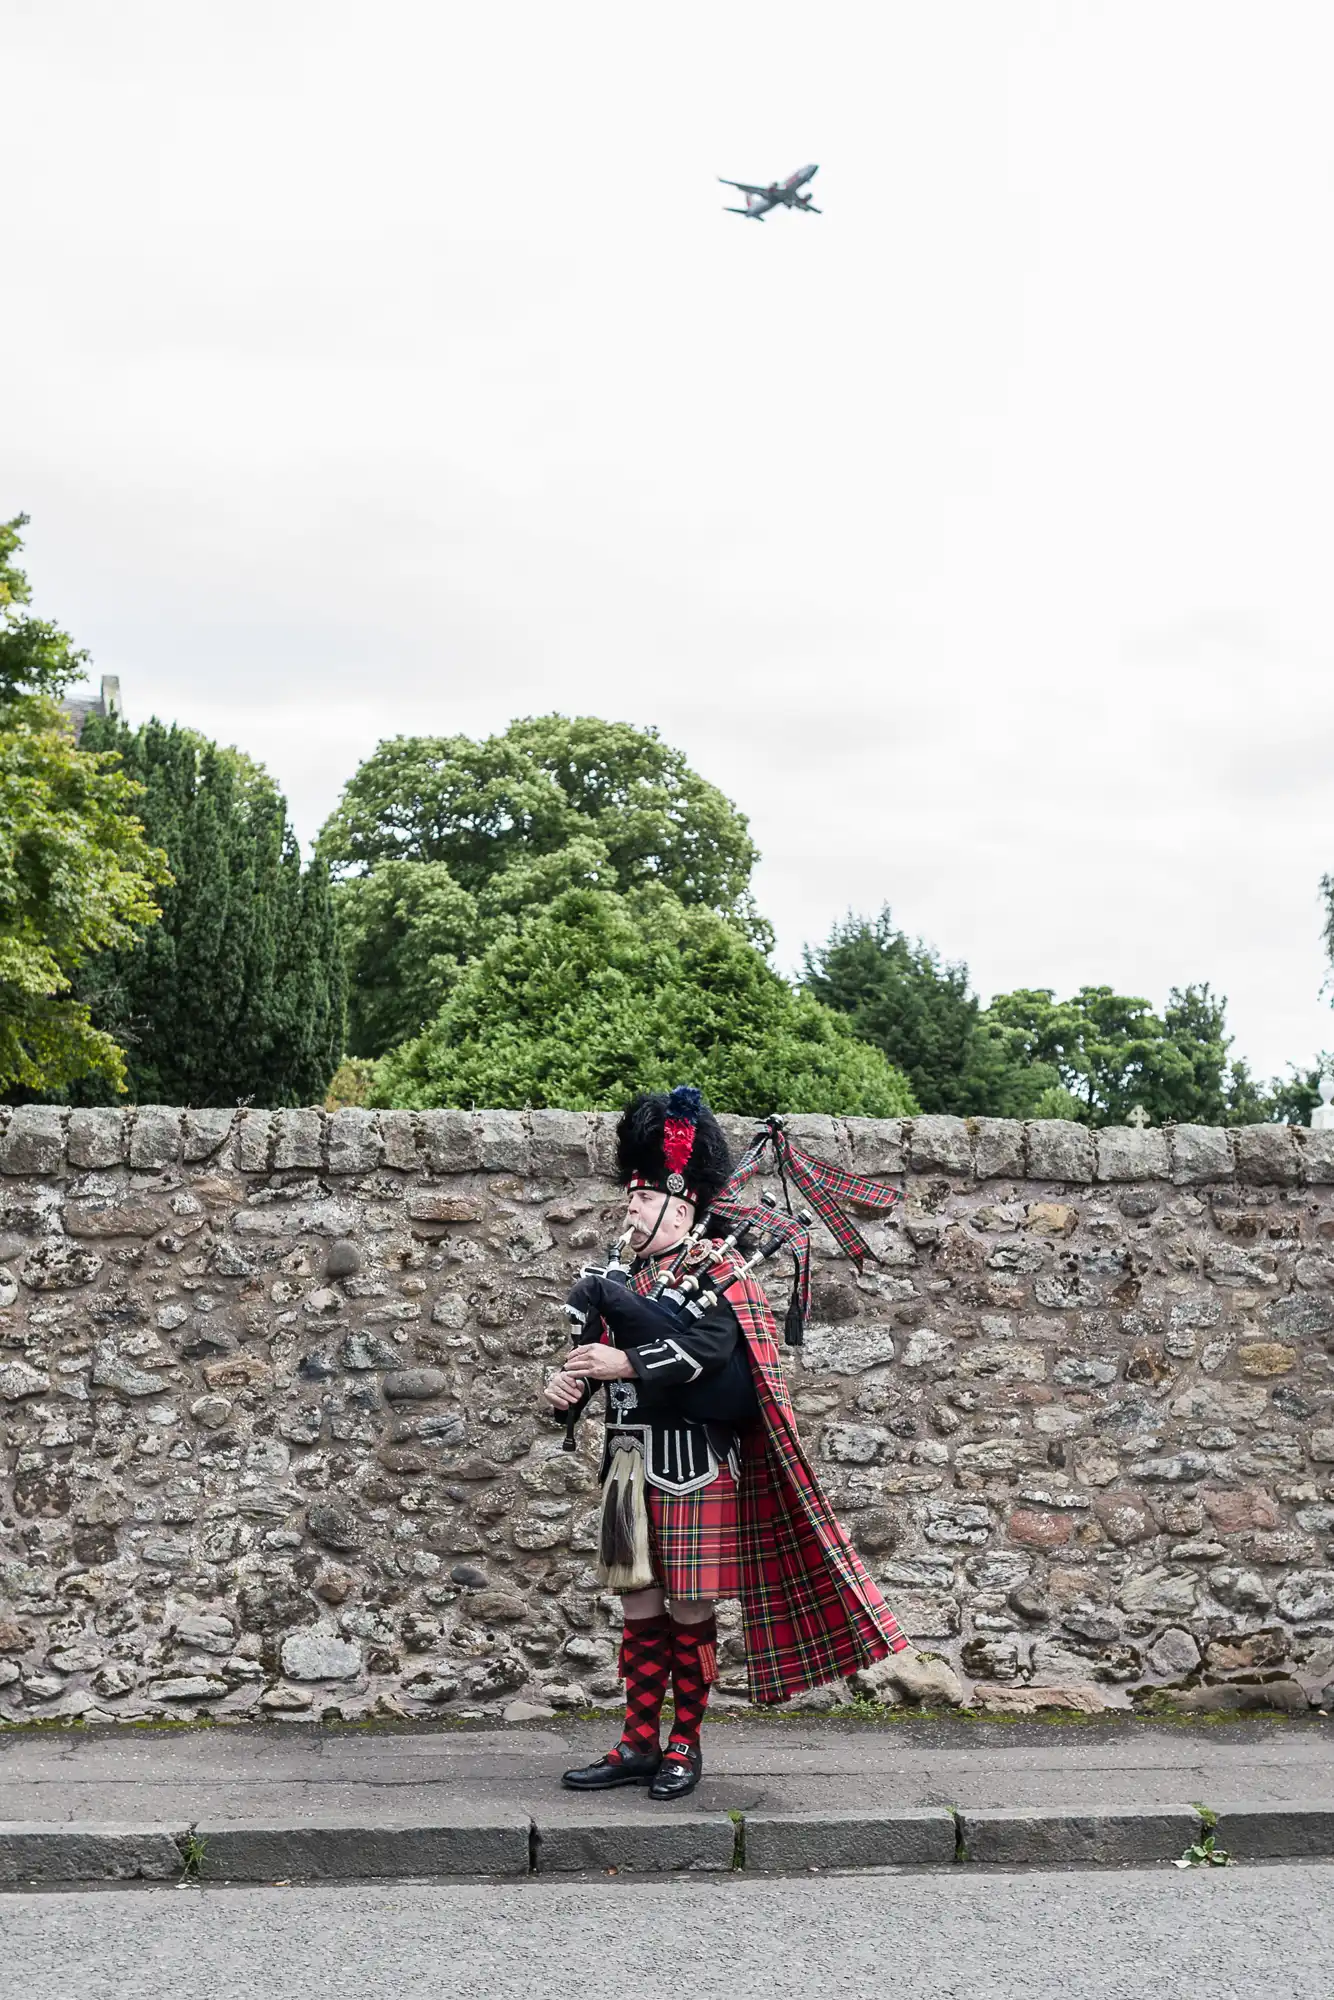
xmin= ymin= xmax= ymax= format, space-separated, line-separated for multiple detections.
xmin=567 ymin=1263 xmax=760 ymax=1495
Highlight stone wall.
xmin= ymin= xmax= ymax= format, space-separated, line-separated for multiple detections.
xmin=1 ymin=1102 xmax=1333 ymax=1723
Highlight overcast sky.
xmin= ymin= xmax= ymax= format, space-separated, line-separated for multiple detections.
xmin=6 ymin=1 xmax=1334 ymax=1081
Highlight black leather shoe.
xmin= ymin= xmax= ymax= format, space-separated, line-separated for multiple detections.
xmin=562 ymin=1747 xmax=662 ymax=1790
xmin=648 ymin=1743 xmax=702 ymax=1800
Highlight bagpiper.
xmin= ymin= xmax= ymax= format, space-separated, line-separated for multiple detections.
xmin=543 ymin=1085 xmax=907 ymax=1800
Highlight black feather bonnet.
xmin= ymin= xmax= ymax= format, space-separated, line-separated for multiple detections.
xmin=615 ymin=1084 xmax=732 ymax=1214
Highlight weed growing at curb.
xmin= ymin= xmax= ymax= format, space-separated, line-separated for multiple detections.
xmin=1176 ymin=1804 xmax=1233 ymax=1869
xmin=177 ymin=1829 xmax=207 ymax=1884
xmin=727 ymin=1809 xmax=746 ymax=1871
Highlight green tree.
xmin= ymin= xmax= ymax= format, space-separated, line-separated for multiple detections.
xmin=335 ymin=860 xmax=479 ymax=1058
xmin=984 ymin=982 xmax=1264 ymax=1126
xmin=319 ymin=714 xmax=767 ymax=939
xmin=0 ymin=516 xmax=168 ymax=1097
xmin=337 ymin=834 xmax=631 ymax=1059
xmin=801 ymin=909 xmax=1061 ymax=1116
xmin=75 ymin=716 xmax=344 ymax=1106
xmin=1262 ymin=1061 xmax=1325 ymax=1126
xmin=372 ymin=887 xmax=918 ymax=1116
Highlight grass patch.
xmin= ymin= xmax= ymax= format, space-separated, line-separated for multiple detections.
xmin=178 ymin=1828 xmax=208 ymax=1883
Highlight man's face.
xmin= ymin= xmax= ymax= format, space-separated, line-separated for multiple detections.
xmin=625 ymin=1185 xmax=694 ymax=1257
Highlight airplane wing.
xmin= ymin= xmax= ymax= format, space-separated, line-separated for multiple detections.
xmin=718 ymin=178 xmax=772 ymax=195
xmin=723 ymin=205 xmax=765 ymax=218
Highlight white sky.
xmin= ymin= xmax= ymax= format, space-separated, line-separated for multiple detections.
xmin=6 ymin=0 xmax=1334 ymax=1081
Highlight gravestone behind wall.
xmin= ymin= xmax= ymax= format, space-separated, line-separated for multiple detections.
xmin=0 ymin=1103 xmax=1332 ymax=1721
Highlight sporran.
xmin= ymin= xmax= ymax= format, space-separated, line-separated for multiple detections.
xmin=596 ymin=1436 xmax=655 ymax=1592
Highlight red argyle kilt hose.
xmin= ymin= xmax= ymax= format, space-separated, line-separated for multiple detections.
xmin=627 ymin=1252 xmax=907 ymax=1703
xmin=646 ymin=1469 xmax=742 ymax=1600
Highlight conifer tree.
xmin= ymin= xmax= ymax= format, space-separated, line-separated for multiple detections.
xmin=76 ymin=716 xmax=344 ymax=1105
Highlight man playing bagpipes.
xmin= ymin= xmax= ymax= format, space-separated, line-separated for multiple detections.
xmin=542 ymin=1086 xmax=907 ymax=1801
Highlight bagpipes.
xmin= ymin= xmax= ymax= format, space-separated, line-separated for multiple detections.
xmin=558 ymin=1113 xmax=902 ymax=1433
xmin=559 ymin=1195 xmax=800 ymax=1453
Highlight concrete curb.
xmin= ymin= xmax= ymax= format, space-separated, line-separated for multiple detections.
xmin=744 ymin=1809 xmax=957 ymax=1873
xmin=534 ymin=1813 xmax=736 ymax=1874
xmin=2 ymin=1804 xmax=1333 ymax=1884
xmin=194 ymin=1816 xmax=533 ymax=1880
xmin=0 ymin=1825 xmax=186 ymax=1885
xmin=1212 ymin=1801 xmax=1334 ymax=1860
xmin=957 ymin=1808 xmax=1200 ymax=1867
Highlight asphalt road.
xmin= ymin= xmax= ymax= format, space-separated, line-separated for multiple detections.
xmin=4 ymin=1866 xmax=1332 ymax=2000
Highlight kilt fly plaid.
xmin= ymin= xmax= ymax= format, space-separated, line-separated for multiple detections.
xmin=646 ymin=1469 xmax=742 ymax=1599
xmin=628 ymin=1252 xmax=907 ymax=1703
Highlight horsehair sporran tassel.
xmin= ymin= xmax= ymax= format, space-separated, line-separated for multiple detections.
xmin=597 ymin=1443 xmax=654 ymax=1591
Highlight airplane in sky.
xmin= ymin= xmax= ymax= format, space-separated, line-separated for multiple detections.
xmin=719 ymin=163 xmax=820 ymax=220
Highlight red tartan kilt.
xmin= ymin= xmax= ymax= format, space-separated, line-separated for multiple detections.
xmin=646 ymin=1467 xmax=742 ymax=1600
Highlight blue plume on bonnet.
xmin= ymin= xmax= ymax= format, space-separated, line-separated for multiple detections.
xmin=666 ymin=1084 xmax=704 ymax=1122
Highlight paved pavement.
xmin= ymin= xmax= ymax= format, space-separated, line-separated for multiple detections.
xmin=2 ymin=1712 xmax=1331 ymax=1824
xmin=4 ymin=1867 xmax=1333 ymax=2000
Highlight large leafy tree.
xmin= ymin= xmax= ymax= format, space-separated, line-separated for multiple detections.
xmin=373 ymin=887 xmax=918 ymax=1116
xmin=986 ymin=983 xmax=1268 ymax=1127
xmin=321 ymin=714 xmax=764 ymax=915
xmin=0 ymin=517 xmax=167 ymax=1097
xmin=323 ymin=716 xmax=770 ymax=1058
xmin=802 ymin=909 xmax=1062 ymax=1116
xmin=335 ymin=860 xmax=479 ymax=1059
xmin=74 ymin=717 xmax=344 ymax=1106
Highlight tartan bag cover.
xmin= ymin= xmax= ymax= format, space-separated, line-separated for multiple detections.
xmin=628 ymin=1250 xmax=908 ymax=1702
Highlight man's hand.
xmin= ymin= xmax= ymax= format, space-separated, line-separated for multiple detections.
xmin=563 ymin=1343 xmax=636 ymax=1381
xmin=542 ymin=1369 xmax=586 ymax=1410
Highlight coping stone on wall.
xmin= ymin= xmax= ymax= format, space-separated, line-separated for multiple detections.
xmin=717 ymin=1113 xmax=757 ymax=1162
xmin=326 ymin=1107 xmax=382 ymax=1175
xmin=420 ymin=1111 xmax=482 ymax=1174
xmin=0 ymin=1105 xmax=65 ymax=1175
xmin=128 ymin=1105 xmax=182 ymax=1171
xmin=908 ymin=1117 xmax=972 ymax=1177
xmin=970 ymin=1119 xmax=1025 ymax=1181
xmin=234 ymin=1109 xmax=274 ymax=1173
xmin=478 ymin=1110 xmax=530 ymax=1173
xmin=68 ymin=1108 xmax=129 ymax=1170
xmin=272 ymin=1108 xmax=324 ymax=1171
xmin=1095 ymin=1126 xmax=1170 ymax=1182
xmin=1297 ymin=1128 xmax=1334 ymax=1185
xmin=1025 ymin=1120 xmax=1096 ymax=1184
xmin=1234 ymin=1124 xmax=1301 ymax=1186
xmin=380 ymin=1111 xmax=422 ymax=1170
xmin=782 ymin=1116 xmax=849 ymax=1167
xmin=182 ymin=1108 xmax=236 ymax=1164
xmin=1168 ymin=1124 xmax=1234 ymax=1185
xmin=588 ymin=1112 xmax=619 ymax=1178
xmin=528 ymin=1110 xmax=593 ymax=1176
xmin=845 ymin=1119 xmax=909 ymax=1177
